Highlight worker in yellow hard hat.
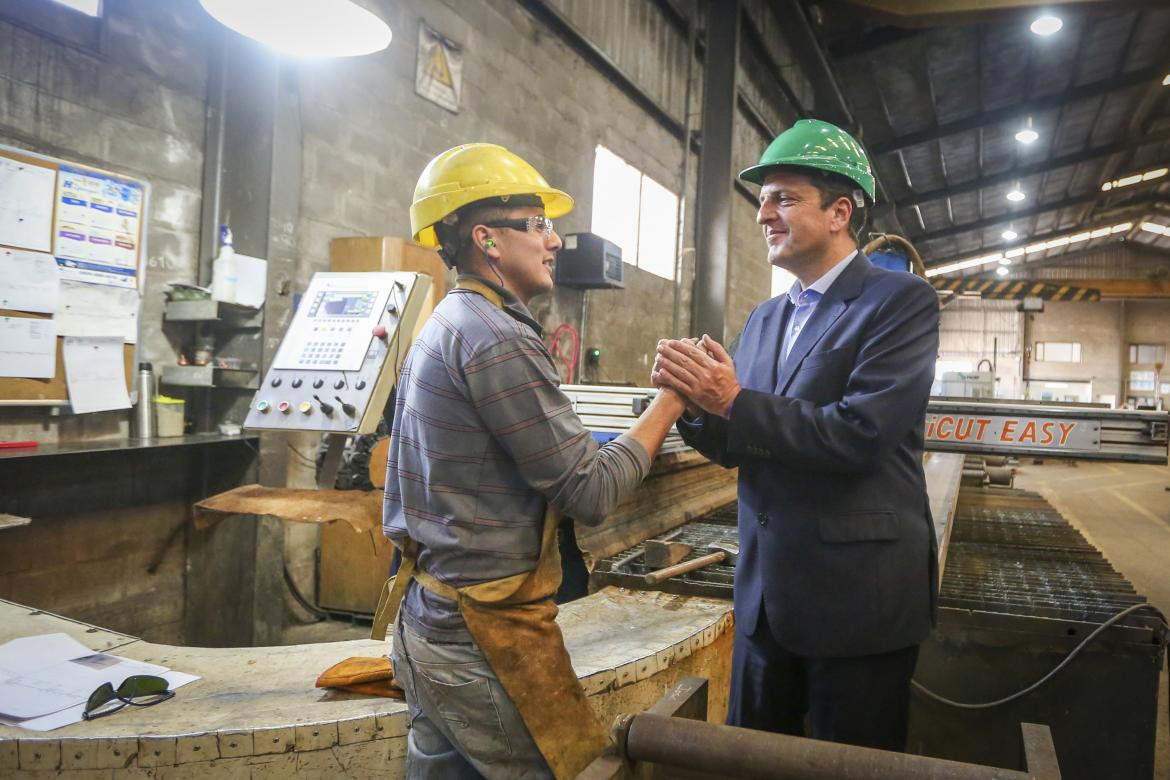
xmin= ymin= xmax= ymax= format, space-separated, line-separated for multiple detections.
xmin=653 ymin=119 xmax=940 ymax=752
xmin=375 ymin=143 xmax=685 ymax=778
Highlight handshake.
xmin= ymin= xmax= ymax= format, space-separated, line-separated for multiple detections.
xmin=650 ymin=334 xmax=741 ymax=419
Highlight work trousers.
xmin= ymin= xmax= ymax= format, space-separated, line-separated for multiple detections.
xmin=390 ymin=615 xmax=551 ymax=780
xmin=727 ymin=603 xmax=920 ymax=752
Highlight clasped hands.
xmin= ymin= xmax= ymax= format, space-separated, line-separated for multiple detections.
xmin=651 ymin=334 xmax=741 ymax=419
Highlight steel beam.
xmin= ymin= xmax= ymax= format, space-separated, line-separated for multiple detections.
xmin=691 ymin=0 xmax=739 ymax=343
xmin=895 ymin=129 xmax=1170 ymax=209
xmin=871 ymin=65 xmax=1165 ymax=156
xmin=915 ymin=193 xmax=1100 ymax=244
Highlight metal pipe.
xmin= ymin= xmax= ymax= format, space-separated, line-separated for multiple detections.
xmin=619 ymin=713 xmax=1042 ymax=780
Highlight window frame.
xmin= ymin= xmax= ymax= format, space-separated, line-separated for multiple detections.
xmin=1034 ymin=341 xmax=1081 ymax=363
xmin=590 ymin=144 xmax=679 ymax=282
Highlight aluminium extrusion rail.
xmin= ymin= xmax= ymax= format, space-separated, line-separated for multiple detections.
xmin=562 ymin=385 xmax=1170 ymax=465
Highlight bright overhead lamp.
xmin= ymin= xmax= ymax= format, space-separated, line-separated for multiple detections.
xmin=1101 ymin=166 xmax=1168 ymax=191
xmin=1015 ymin=117 xmax=1039 ymax=145
xmin=1030 ymin=15 xmax=1063 ymax=36
xmin=1140 ymin=222 xmax=1169 ymax=236
xmin=199 ymin=0 xmax=392 ymax=58
xmin=1006 ymin=183 xmax=1026 ymax=202
xmin=927 ymin=220 xmax=1137 ymax=277
xmin=998 ymin=256 xmax=1012 ymax=265
xmin=1002 ymin=229 xmax=1018 ymax=240
xmin=1163 ymin=74 xmax=1170 ymax=87
xmin=996 ymin=265 xmax=1010 ymax=276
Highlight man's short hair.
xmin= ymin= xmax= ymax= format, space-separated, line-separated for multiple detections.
xmin=434 ymin=195 xmax=542 ymax=271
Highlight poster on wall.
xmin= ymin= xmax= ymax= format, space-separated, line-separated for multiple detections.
xmin=0 ymin=157 xmax=56 ymax=252
xmin=415 ymin=22 xmax=463 ymax=113
xmin=53 ymin=164 xmax=143 ymax=289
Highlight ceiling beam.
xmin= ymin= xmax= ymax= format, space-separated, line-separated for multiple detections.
xmin=870 ymin=65 xmax=1164 ymax=156
xmin=914 ymin=192 xmax=1128 ymax=245
xmin=894 ymin=129 xmax=1170 ymax=209
xmin=1031 ymin=278 xmax=1170 ymax=299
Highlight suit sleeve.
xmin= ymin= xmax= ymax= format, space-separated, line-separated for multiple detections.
xmin=724 ymin=277 xmax=938 ymax=473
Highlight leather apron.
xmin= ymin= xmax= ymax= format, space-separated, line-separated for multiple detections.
xmin=372 ymin=278 xmax=608 ymax=779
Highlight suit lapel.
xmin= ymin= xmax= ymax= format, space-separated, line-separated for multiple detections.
xmin=775 ymin=253 xmax=871 ymax=395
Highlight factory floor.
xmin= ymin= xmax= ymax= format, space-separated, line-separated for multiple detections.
xmin=1014 ymin=459 xmax=1170 ymax=779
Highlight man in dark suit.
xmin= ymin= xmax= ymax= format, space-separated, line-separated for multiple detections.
xmin=652 ymin=119 xmax=940 ymax=751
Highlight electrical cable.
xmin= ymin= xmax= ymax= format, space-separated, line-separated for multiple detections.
xmin=283 ymin=564 xmax=328 ymax=622
xmin=549 ymin=323 xmax=580 ymax=384
xmin=911 ymin=602 xmax=1168 ymax=709
xmin=286 ymin=442 xmax=318 ymax=468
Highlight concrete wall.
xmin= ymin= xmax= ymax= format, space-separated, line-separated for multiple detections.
xmin=0 ymin=0 xmax=811 ymax=639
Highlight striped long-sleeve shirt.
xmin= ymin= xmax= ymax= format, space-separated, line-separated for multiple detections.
xmin=383 ymin=275 xmax=650 ymax=642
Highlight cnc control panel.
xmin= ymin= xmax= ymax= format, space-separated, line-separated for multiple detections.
xmin=244 ymin=271 xmax=431 ymax=434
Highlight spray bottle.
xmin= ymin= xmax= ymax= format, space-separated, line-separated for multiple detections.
xmin=210 ymin=224 xmax=237 ymax=303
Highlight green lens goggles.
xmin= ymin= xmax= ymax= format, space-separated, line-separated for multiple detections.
xmin=83 ymin=675 xmax=174 ymax=721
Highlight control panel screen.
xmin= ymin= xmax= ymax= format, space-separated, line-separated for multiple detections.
xmin=310 ymin=291 xmax=377 ymax=319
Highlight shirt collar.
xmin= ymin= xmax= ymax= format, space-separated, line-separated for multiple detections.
xmin=786 ymin=250 xmax=858 ymax=305
xmin=455 ymin=273 xmax=543 ymax=337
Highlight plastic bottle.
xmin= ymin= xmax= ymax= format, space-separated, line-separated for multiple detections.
xmin=133 ymin=363 xmax=156 ymax=439
xmin=210 ymin=224 xmax=237 ymax=303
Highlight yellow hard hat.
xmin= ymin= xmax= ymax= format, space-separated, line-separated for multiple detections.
xmin=410 ymin=143 xmax=574 ymax=248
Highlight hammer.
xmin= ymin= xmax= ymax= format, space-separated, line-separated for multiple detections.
xmin=644 ymin=538 xmax=738 ymax=585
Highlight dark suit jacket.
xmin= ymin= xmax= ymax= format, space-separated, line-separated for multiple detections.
xmin=678 ymin=253 xmax=940 ymax=658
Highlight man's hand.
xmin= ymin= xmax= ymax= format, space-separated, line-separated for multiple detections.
xmin=653 ymin=335 xmax=740 ymax=418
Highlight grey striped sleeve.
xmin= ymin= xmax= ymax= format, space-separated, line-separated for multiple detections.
xmin=462 ymin=334 xmax=651 ymax=526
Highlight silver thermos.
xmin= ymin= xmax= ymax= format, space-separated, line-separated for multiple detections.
xmin=133 ymin=362 xmax=155 ymax=439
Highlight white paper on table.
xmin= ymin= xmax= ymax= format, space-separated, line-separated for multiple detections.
xmin=0 ymin=633 xmax=200 ymax=730
xmin=232 ymin=253 xmax=267 ymax=309
xmin=0 ymin=317 xmax=56 ymax=378
xmin=56 ymin=280 xmax=139 ymax=343
xmin=0 ymin=248 xmax=60 ymax=314
xmin=62 ymin=336 xmax=129 ymax=413
xmin=0 ymin=158 xmax=55 ymax=252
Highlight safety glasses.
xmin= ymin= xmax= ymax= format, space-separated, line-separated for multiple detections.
xmin=484 ymin=215 xmax=555 ymax=237
xmin=82 ymin=675 xmax=174 ymax=721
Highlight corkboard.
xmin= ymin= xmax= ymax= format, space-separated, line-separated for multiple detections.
xmin=0 ymin=145 xmax=144 ymax=404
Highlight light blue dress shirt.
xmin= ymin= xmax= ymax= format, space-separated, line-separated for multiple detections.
xmin=779 ymin=250 xmax=858 ymax=364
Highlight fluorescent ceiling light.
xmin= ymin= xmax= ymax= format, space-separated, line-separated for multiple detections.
xmin=1068 ymin=231 xmax=1091 ymax=243
xmin=998 ymin=257 xmax=1012 ymax=265
xmin=928 ymin=220 xmax=1136 ymax=277
xmin=1112 ymin=222 xmax=1132 ymax=233
xmin=1030 ymin=15 xmax=1063 ymax=36
xmin=996 ymin=266 xmax=1009 ymax=276
xmin=199 ymin=0 xmax=392 ymax=58
xmin=1002 ymin=229 xmax=1018 ymax=240
xmin=1102 ymin=165 xmax=1168 ymax=191
xmin=50 ymin=0 xmax=100 ymax=14
xmin=1005 ymin=247 xmax=1026 ymax=258
xmin=1025 ymin=242 xmax=1047 ymax=253
xmin=1141 ymin=222 xmax=1169 ymax=236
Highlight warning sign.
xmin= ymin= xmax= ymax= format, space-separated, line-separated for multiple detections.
xmin=416 ymin=23 xmax=463 ymax=113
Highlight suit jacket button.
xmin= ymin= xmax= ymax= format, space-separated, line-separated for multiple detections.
xmin=757 ymin=512 xmax=768 ymax=526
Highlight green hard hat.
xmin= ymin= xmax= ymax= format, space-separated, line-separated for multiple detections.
xmin=739 ymin=118 xmax=876 ymax=203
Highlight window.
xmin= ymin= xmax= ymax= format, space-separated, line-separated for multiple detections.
xmin=1128 ymin=343 xmax=1166 ymax=365
xmin=1034 ymin=342 xmax=1081 ymax=363
xmin=49 ymin=0 xmax=100 ymax=14
xmin=1129 ymin=370 xmax=1156 ymax=392
xmin=770 ymin=266 xmax=796 ymax=299
xmin=591 ymin=145 xmax=679 ymax=280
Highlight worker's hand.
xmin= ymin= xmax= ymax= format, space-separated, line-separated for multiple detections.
xmin=653 ymin=335 xmax=740 ymax=419
xmin=651 ymin=338 xmax=701 ymax=417
xmin=650 ymin=385 xmax=687 ymax=417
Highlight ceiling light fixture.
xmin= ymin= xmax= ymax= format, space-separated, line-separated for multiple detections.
xmin=1030 ymin=15 xmax=1063 ymax=36
xmin=996 ymin=266 xmax=1010 ymax=276
xmin=1163 ymin=74 xmax=1170 ymax=87
xmin=1140 ymin=222 xmax=1170 ymax=236
xmin=1002 ymin=229 xmax=1018 ymax=240
xmin=1101 ymin=166 xmax=1168 ymax=192
xmin=1015 ymin=117 xmax=1039 ymax=145
xmin=1006 ymin=183 xmax=1026 ymax=202
xmin=925 ymin=220 xmax=1137 ymax=277
xmin=199 ymin=0 xmax=392 ymax=58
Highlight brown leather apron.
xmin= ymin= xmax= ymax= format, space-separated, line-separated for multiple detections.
xmin=372 ymin=278 xmax=608 ymax=778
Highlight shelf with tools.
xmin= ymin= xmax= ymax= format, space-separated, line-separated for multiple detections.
xmin=160 ymin=299 xmax=263 ymax=390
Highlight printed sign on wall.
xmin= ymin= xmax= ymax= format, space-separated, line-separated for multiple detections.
xmin=415 ymin=22 xmax=463 ymax=113
xmin=53 ymin=164 xmax=143 ymax=289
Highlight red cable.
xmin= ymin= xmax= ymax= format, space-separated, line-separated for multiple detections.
xmin=549 ymin=323 xmax=580 ymax=384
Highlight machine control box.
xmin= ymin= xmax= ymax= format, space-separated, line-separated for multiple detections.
xmin=555 ymin=232 xmax=624 ymax=289
xmin=244 ymin=271 xmax=431 ymax=434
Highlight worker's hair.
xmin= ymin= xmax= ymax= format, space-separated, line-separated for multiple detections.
xmin=773 ymin=166 xmax=868 ymax=242
xmin=434 ymin=195 xmax=543 ymax=271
